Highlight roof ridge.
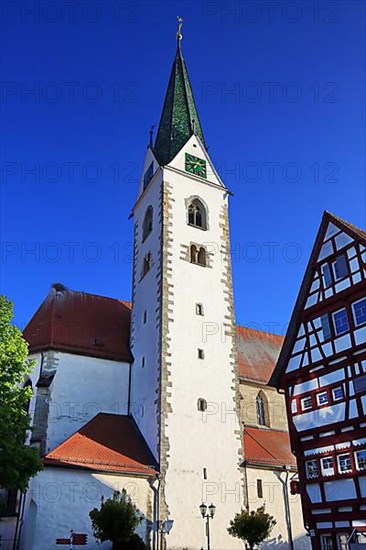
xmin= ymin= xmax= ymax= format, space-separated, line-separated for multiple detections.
xmin=325 ymin=211 xmax=366 ymax=241
xmin=58 ymin=287 xmax=131 ymax=304
xmin=236 ymin=324 xmax=284 ymax=339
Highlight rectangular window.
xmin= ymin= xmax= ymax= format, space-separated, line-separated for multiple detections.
xmin=305 ymin=459 xmax=318 ymax=479
xmin=142 ymin=356 xmax=145 ymax=368
xmin=301 ymin=396 xmax=312 ymax=410
xmin=337 ymin=453 xmax=352 ymax=473
xmin=257 ymin=479 xmax=263 ymax=498
xmin=332 ymin=386 xmax=344 ymax=401
xmin=321 ymin=456 xmax=334 ymax=476
xmin=332 ymin=308 xmax=349 ymax=335
xmin=355 ymin=450 xmax=366 ymax=471
xmin=321 ymin=263 xmax=332 ymax=287
xmin=352 ymin=298 xmax=366 ymax=326
xmin=317 ymin=391 xmax=329 ymax=406
xmin=196 ymin=303 xmax=204 ymax=316
xmin=320 ymin=534 xmax=333 ymax=550
xmin=338 ymin=534 xmax=348 ymax=550
xmin=143 ymin=162 xmax=154 ymax=190
xmin=321 ymin=314 xmax=332 ymax=340
xmin=332 ymin=254 xmax=348 ymax=280
xmin=354 ymin=374 xmax=366 ymax=394
xmin=198 ymin=349 xmax=205 ymax=359
xmin=143 ymin=310 xmax=147 ymax=324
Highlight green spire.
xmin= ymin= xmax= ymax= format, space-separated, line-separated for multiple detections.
xmin=154 ymin=25 xmax=206 ymax=166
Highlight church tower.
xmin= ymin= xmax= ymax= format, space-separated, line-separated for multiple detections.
xmin=130 ymin=22 xmax=244 ymax=549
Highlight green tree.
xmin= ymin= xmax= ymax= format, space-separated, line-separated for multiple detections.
xmin=89 ymin=490 xmax=147 ymax=550
xmin=228 ymin=505 xmax=276 ymax=550
xmin=0 ymin=296 xmax=42 ymax=492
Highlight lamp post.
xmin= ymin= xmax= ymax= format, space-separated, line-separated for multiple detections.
xmin=199 ymin=502 xmax=216 ymax=550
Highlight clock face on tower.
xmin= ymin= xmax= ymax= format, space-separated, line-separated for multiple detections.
xmin=185 ymin=153 xmax=207 ymax=179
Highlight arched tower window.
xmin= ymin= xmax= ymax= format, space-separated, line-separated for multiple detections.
xmin=142 ymin=252 xmax=152 ymax=277
xmin=256 ymin=392 xmax=269 ymax=427
xmin=142 ymin=206 xmax=153 ymax=242
xmin=190 ymin=245 xmax=207 ymax=267
xmin=188 ymin=199 xmax=207 ymax=229
xmin=197 ymin=247 xmax=206 ymax=266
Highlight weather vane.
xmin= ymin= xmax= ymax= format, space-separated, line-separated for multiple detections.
xmin=177 ymin=16 xmax=183 ymax=42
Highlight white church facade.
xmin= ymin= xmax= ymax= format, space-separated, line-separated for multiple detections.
xmin=2 ymin=27 xmax=311 ymax=550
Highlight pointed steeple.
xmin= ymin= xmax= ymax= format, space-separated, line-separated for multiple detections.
xmin=153 ymin=19 xmax=206 ymax=166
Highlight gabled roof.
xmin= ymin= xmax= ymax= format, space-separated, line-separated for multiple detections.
xmin=153 ymin=41 xmax=206 ymax=166
xmin=43 ymin=413 xmax=157 ymax=476
xmin=236 ymin=326 xmax=284 ymax=384
xmin=269 ymin=211 xmax=366 ymax=388
xmin=24 ymin=285 xmax=285 ymax=380
xmin=243 ymin=426 xmax=296 ymax=468
xmin=24 ymin=284 xmax=132 ymax=362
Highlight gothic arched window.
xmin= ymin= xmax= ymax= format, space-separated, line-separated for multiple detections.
xmin=142 ymin=206 xmax=153 ymax=242
xmin=190 ymin=245 xmax=207 ymax=267
xmin=197 ymin=247 xmax=206 ymax=266
xmin=190 ymin=244 xmax=198 ymax=264
xmin=188 ymin=199 xmax=207 ymax=230
xmin=256 ymin=392 xmax=269 ymax=427
xmin=142 ymin=252 xmax=152 ymax=277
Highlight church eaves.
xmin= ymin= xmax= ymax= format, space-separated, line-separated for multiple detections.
xmin=153 ymin=30 xmax=206 ymax=166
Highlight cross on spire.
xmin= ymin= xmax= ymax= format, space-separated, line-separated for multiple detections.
xmin=153 ymin=18 xmax=206 ymax=165
xmin=176 ymin=16 xmax=183 ymax=43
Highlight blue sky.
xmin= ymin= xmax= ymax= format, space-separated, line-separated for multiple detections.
xmin=1 ymin=0 xmax=365 ymax=333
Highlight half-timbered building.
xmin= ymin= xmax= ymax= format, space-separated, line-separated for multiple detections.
xmin=270 ymin=211 xmax=366 ymax=550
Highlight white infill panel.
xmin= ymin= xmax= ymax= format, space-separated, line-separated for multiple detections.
xmin=334 ymin=334 xmax=352 ymax=353
xmin=293 ymin=379 xmax=319 ymax=395
xmin=317 ymin=522 xmax=333 ymax=529
xmin=306 ymin=483 xmax=322 ymax=503
xmin=324 ymin=222 xmax=341 ymax=240
xmin=358 ymin=477 xmax=366 ymax=497
xmin=318 ymin=241 xmax=334 ymax=261
xmin=319 ymin=369 xmax=345 ymax=387
xmin=324 ymin=479 xmax=356 ymax=501
xmin=293 ymin=404 xmax=345 ymax=431
xmin=335 ymin=232 xmax=353 ymax=250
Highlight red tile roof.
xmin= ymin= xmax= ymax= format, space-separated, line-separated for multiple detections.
xmin=44 ymin=413 xmax=157 ymax=476
xmin=236 ymin=326 xmax=284 ymax=384
xmin=24 ymin=285 xmax=132 ymax=362
xmin=24 ymin=285 xmax=283 ymax=382
xmin=243 ymin=426 xmax=296 ymax=468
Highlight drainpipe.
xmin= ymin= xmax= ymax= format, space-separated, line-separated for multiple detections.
xmin=240 ymin=460 xmax=250 ymax=510
xmin=282 ymin=466 xmax=294 ymax=550
xmin=149 ymin=475 xmax=160 ymax=550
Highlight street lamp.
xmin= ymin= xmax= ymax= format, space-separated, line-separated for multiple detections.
xmin=199 ymin=502 xmax=216 ymax=550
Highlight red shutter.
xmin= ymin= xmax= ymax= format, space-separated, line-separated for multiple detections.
xmin=290 ymin=480 xmax=300 ymax=495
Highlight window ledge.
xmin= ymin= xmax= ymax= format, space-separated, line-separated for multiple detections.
xmin=188 ymin=223 xmax=207 ymax=232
